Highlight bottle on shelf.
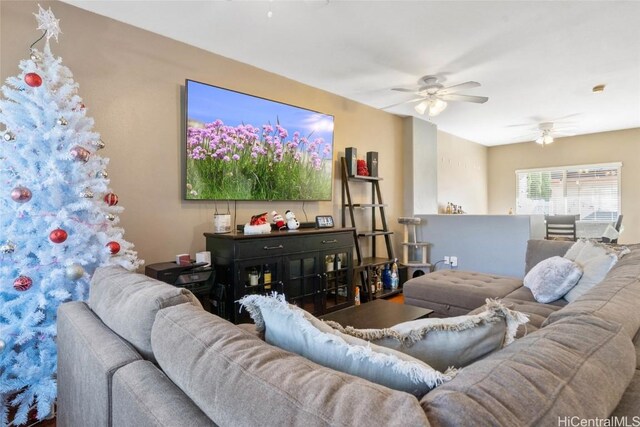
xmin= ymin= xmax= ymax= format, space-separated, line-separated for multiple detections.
xmin=354 ymin=286 xmax=361 ymax=306
xmin=382 ymin=266 xmax=391 ymax=290
xmin=263 ymin=265 xmax=272 ymax=290
xmin=375 ymin=267 xmax=382 ymax=292
xmin=370 ymin=269 xmax=377 ymax=295
xmin=390 ymin=259 xmax=399 ymax=290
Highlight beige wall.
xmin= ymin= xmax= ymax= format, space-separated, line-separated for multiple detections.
xmin=437 ymin=130 xmax=488 ymax=214
xmin=1 ymin=1 xmax=405 ymax=266
xmin=488 ymin=128 xmax=640 ymax=243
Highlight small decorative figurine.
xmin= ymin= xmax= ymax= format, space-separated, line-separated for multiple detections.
xmin=285 ymin=210 xmax=300 ymax=230
xmin=272 ymin=210 xmax=286 ymax=230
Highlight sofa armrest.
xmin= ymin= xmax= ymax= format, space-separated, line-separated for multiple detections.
xmin=57 ymin=301 xmax=142 ymax=427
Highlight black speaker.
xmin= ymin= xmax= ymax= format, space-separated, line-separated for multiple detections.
xmin=345 ymin=147 xmax=357 ymax=176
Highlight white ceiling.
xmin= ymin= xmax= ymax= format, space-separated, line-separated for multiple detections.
xmin=62 ymin=0 xmax=640 ymax=146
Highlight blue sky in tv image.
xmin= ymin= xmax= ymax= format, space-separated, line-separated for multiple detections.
xmin=186 ymin=79 xmax=334 ymax=155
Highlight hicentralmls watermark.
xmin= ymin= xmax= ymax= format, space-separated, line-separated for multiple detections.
xmin=558 ymin=417 xmax=640 ymax=427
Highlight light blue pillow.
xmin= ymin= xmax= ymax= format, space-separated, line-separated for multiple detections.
xmin=239 ymin=293 xmax=457 ymax=397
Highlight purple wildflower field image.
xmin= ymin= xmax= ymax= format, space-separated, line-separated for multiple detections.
xmin=185 ymin=80 xmax=334 ymax=200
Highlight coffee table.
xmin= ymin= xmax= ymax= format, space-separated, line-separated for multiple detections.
xmin=320 ymin=299 xmax=433 ymax=329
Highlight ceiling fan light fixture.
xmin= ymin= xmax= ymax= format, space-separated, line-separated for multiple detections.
xmin=414 ymin=101 xmax=428 ymax=115
xmin=428 ymin=98 xmax=447 ymax=116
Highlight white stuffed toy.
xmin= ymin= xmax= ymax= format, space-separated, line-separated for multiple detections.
xmin=285 ymin=210 xmax=300 ymax=230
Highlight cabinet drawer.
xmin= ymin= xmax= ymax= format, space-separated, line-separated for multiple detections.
xmin=306 ymin=233 xmax=353 ymax=249
xmin=235 ymin=238 xmax=302 ymax=259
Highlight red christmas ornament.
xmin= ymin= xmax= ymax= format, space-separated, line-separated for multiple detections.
xmin=24 ymin=72 xmax=42 ymax=87
xmin=106 ymin=241 xmax=121 ymax=254
xmin=11 ymin=186 xmax=32 ymax=203
xmin=49 ymin=228 xmax=68 ymax=244
xmin=104 ymin=193 xmax=118 ymax=206
xmin=13 ymin=275 xmax=33 ymax=292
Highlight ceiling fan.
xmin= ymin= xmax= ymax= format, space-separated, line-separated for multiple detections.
xmin=535 ymin=122 xmax=580 ymax=145
xmin=513 ymin=121 xmax=577 ymax=145
xmin=508 ymin=114 xmax=580 ymax=145
xmin=385 ymin=75 xmax=489 ymax=116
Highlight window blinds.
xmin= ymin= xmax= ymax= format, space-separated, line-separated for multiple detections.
xmin=515 ymin=163 xmax=620 ymax=220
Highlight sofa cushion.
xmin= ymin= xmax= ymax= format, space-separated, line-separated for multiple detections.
xmin=502 ymin=286 xmax=568 ymax=307
xmin=524 ymin=239 xmax=574 ymax=275
xmin=89 ymin=265 xmax=202 ymax=362
xmin=611 ymin=370 xmax=640 ymax=419
xmin=57 ymin=301 xmax=142 ymax=427
xmin=421 ymin=315 xmax=636 ymax=426
xmin=403 ymin=270 xmax=522 ymax=316
xmin=469 ymin=291 xmax=565 ymax=335
xmin=543 ymin=247 xmax=640 ymax=339
xmin=112 ymin=360 xmax=214 ymax=427
xmin=239 ymin=294 xmax=454 ymax=395
xmin=151 ymin=303 xmax=430 ymax=427
xmin=523 ymin=256 xmax=582 ymax=303
xmin=325 ymin=299 xmax=528 ymax=372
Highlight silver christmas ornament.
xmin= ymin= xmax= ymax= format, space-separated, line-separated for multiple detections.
xmin=92 ymin=139 xmax=105 ymax=150
xmin=97 ymin=170 xmax=108 ymax=179
xmin=65 ymin=264 xmax=85 ymax=280
xmin=0 ymin=339 xmax=5 ymax=353
xmin=0 ymin=241 xmax=16 ymax=254
xmin=70 ymin=146 xmax=91 ymax=162
xmin=80 ymin=188 xmax=94 ymax=198
xmin=11 ymin=186 xmax=32 ymax=203
xmin=57 ymin=117 xmax=68 ymax=126
xmin=3 ymin=131 xmax=15 ymax=142
xmin=106 ymin=213 xmax=116 ymax=221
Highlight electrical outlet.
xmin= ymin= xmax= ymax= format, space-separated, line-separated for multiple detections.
xmin=450 ymin=256 xmax=458 ymax=267
xmin=444 ymin=256 xmax=450 ymax=265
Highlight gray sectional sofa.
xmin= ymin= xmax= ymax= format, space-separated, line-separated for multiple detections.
xmin=57 ymin=240 xmax=640 ymax=426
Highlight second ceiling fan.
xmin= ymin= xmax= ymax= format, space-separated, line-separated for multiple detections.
xmin=387 ymin=75 xmax=489 ymax=116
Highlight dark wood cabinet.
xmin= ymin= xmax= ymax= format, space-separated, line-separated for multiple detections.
xmin=205 ymin=228 xmax=354 ymax=323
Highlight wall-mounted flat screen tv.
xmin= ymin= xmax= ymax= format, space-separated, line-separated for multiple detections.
xmin=184 ymin=79 xmax=334 ymax=201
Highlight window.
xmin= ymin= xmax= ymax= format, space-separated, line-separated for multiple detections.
xmin=515 ymin=163 xmax=621 ymax=221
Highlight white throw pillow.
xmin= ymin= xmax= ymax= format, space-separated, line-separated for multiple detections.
xmin=324 ymin=299 xmax=529 ymax=372
xmin=239 ymin=293 xmax=456 ymax=397
xmin=563 ymin=253 xmax=617 ymax=302
xmin=564 ymin=239 xmax=588 ymax=261
xmin=523 ymin=256 xmax=583 ymax=303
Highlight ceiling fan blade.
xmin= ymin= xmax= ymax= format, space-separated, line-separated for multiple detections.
xmin=553 ymin=131 xmax=576 ymax=137
xmin=380 ymin=97 xmax=424 ymax=109
xmin=391 ymin=88 xmax=418 ymax=93
xmin=440 ymin=94 xmax=489 ymax=104
xmin=438 ymin=81 xmax=481 ymax=95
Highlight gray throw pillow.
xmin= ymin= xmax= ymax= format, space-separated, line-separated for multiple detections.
xmin=523 ymin=256 xmax=583 ymax=303
xmin=239 ymin=293 xmax=457 ymax=397
xmin=325 ymin=299 xmax=528 ymax=372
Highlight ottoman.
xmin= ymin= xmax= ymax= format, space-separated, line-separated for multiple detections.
xmin=403 ymin=270 xmax=522 ymax=317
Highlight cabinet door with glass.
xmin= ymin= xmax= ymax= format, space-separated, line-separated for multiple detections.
xmin=321 ymin=247 xmax=353 ymax=313
xmin=284 ymin=253 xmax=322 ymax=314
xmin=235 ymin=258 xmax=284 ymax=322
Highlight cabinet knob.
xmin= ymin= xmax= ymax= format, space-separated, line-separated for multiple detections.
xmin=263 ymin=244 xmax=284 ymax=250
xmin=321 ymin=239 xmax=338 ymax=244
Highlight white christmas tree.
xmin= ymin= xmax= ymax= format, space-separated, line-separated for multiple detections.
xmin=0 ymin=6 xmax=142 ymax=425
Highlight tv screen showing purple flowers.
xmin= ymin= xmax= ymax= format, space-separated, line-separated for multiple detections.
xmin=185 ymin=80 xmax=334 ymax=201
